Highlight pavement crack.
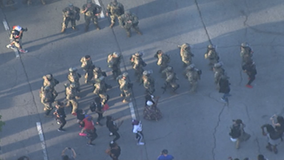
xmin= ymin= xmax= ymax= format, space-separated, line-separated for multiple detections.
xmin=194 ymin=0 xmax=212 ymax=44
xmin=212 ymin=104 xmax=226 ymax=160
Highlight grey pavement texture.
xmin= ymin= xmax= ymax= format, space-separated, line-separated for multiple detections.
xmin=0 ymin=0 xmax=284 ymax=160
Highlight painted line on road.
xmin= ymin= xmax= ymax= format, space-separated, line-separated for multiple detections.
xmin=2 ymin=19 xmax=9 ymax=31
xmin=129 ymin=102 xmax=136 ymax=120
xmin=36 ymin=122 xmax=48 ymax=160
xmin=93 ymin=0 xmax=105 ymax=18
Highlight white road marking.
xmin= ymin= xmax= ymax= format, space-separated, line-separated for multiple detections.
xmin=36 ymin=122 xmax=48 ymax=160
xmin=3 ymin=20 xmax=9 ymax=31
xmin=93 ymin=0 xmax=105 ymax=18
xmin=129 ymin=102 xmax=136 ymax=120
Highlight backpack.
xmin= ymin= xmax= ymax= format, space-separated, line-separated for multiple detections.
xmin=89 ymin=101 xmax=101 ymax=112
xmin=229 ymin=125 xmax=241 ymax=139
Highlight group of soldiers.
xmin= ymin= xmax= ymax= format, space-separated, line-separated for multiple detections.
xmin=61 ymin=0 xmax=142 ymax=37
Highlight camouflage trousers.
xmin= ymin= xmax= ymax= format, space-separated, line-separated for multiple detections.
xmin=145 ymin=86 xmax=155 ymax=95
xmin=121 ymin=89 xmax=131 ymax=102
xmin=124 ymin=24 xmax=141 ymax=35
xmin=134 ymin=67 xmax=144 ymax=81
xmin=189 ymin=80 xmax=197 ymax=93
xmin=98 ymin=93 xmax=109 ymax=105
xmin=209 ymin=58 xmax=218 ymax=66
xmin=62 ymin=17 xmax=76 ymax=29
xmin=84 ymin=71 xmax=93 ymax=84
xmin=182 ymin=58 xmax=192 ymax=67
xmin=84 ymin=15 xmax=100 ymax=30
xmin=66 ymin=99 xmax=78 ymax=114
xmin=110 ymin=14 xmax=120 ymax=24
xmin=111 ymin=67 xmax=121 ymax=79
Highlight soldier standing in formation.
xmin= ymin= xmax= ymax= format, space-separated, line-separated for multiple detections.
xmin=93 ymin=67 xmax=112 ymax=89
xmin=213 ymin=62 xmax=225 ymax=89
xmin=178 ymin=43 xmax=194 ymax=67
xmin=141 ymin=70 xmax=155 ymax=95
xmin=130 ymin=52 xmax=146 ymax=82
xmin=161 ymin=66 xmax=179 ymax=93
xmin=93 ymin=76 xmax=109 ymax=106
xmin=107 ymin=52 xmax=122 ymax=79
xmin=43 ymin=74 xmax=59 ymax=99
xmin=184 ymin=64 xmax=201 ymax=93
xmin=65 ymin=83 xmax=80 ymax=116
xmin=39 ymin=86 xmax=54 ymax=117
xmin=106 ymin=0 xmax=124 ymax=28
xmin=117 ymin=72 xmax=132 ymax=103
xmin=81 ymin=0 xmax=102 ymax=32
xmin=67 ymin=67 xmax=81 ymax=93
xmin=81 ymin=55 xmax=95 ymax=84
xmin=204 ymin=44 xmax=219 ymax=70
xmin=119 ymin=10 xmax=142 ymax=37
xmin=155 ymin=50 xmax=170 ymax=74
xmin=242 ymin=60 xmax=257 ymax=88
xmin=240 ymin=42 xmax=253 ymax=65
xmin=61 ymin=4 xmax=80 ymax=33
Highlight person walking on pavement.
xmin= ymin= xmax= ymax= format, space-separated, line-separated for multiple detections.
xmin=132 ymin=119 xmax=144 ymax=145
xmin=130 ymin=52 xmax=147 ymax=82
xmin=161 ymin=66 xmax=179 ymax=93
xmin=242 ymin=60 xmax=257 ymax=88
xmin=105 ymin=141 xmax=121 ymax=160
xmin=184 ymin=64 xmax=201 ymax=93
xmin=64 ymin=83 xmax=80 ymax=116
xmin=117 ymin=72 xmax=133 ymax=103
xmin=157 ymin=149 xmax=174 ymax=160
xmin=229 ymin=119 xmax=250 ymax=149
xmin=240 ymin=42 xmax=253 ymax=65
xmin=178 ymin=43 xmax=194 ymax=67
xmin=219 ymin=74 xmax=231 ymax=104
xmin=67 ymin=67 xmax=81 ymax=93
xmin=141 ymin=70 xmax=155 ymax=95
xmin=119 ymin=10 xmax=142 ymax=37
xmin=204 ymin=44 xmax=219 ymax=70
xmin=39 ymin=86 xmax=54 ymax=117
xmin=89 ymin=96 xmax=104 ymax=126
xmin=155 ymin=50 xmax=170 ymax=74
xmin=213 ymin=62 xmax=225 ymax=90
xmin=106 ymin=0 xmax=124 ymax=28
xmin=270 ymin=114 xmax=284 ymax=139
xmin=81 ymin=0 xmax=101 ymax=32
xmin=106 ymin=116 xmax=121 ymax=142
xmin=6 ymin=25 xmax=28 ymax=53
xmin=81 ymin=55 xmax=95 ymax=84
xmin=107 ymin=52 xmax=122 ymax=79
xmin=261 ymin=124 xmax=282 ymax=154
xmin=61 ymin=4 xmax=80 ymax=33
xmin=43 ymin=73 xmax=59 ymax=99
xmin=53 ymin=101 xmax=67 ymax=132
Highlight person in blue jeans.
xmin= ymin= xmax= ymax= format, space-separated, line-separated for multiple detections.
xmin=157 ymin=149 xmax=174 ymax=160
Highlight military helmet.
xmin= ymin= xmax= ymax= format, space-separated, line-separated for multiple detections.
xmin=186 ymin=64 xmax=195 ymax=70
xmin=241 ymin=42 xmax=249 ymax=47
xmin=87 ymin=0 xmax=92 ymax=3
xmin=70 ymin=83 xmax=76 ymax=88
xmin=143 ymin=70 xmax=149 ymax=76
xmin=122 ymin=72 xmax=128 ymax=77
xmin=69 ymin=67 xmax=77 ymax=72
xmin=45 ymin=74 xmax=53 ymax=80
xmin=207 ymin=44 xmax=215 ymax=49
xmin=69 ymin=3 xmax=73 ymax=7
xmin=156 ymin=50 xmax=163 ymax=55
xmin=167 ymin=66 xmax=173 ymax=71
xmin=181 ymin=43 xmax=190 ymax=49
xmin=214 ymin=62 xmax=222 ymax=68
xmin=113 ymin=52 xmax=120 ymax=57
xmin=43 ymin=86 xmax=50 ymax=91
xmin=94 ymin=67 xmax=100 ymax=72
xmin=124 ymin=10 xmax=130 ymax=15
xmin=85 ymin=55 xmax=91 ymax=59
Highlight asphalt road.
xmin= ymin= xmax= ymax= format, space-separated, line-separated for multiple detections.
xmin=0 ymin=0 xmax=284 ymax=160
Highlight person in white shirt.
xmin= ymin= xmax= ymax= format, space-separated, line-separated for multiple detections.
xmin=132 ymin=119 xmax=144 ymax=145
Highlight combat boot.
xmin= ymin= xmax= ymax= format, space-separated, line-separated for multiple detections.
xmin=72 ymin=26 xmax=77 ymax=30
xmin=84 ymin=26 xmax=89 ymax=32
xmin=127 ymin=31 xmax=131 ymax=37
xmin=235 ymin=139 xmax=240 ymax=149
xmin=61 ymin=28 xmax=66 ymax=33
xmin=95 ymin=24 xmax=100 ymax=30
xmin=136 ymin=30 xmax=142 ymax=35
xmin=109 ymin=23 xmax=114 ymax=28
xmin=41 ymin=0 xmax=46 ymax=5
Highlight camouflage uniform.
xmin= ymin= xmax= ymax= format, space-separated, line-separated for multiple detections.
xmin=161 ymin=66 xmax=179 ymax=92
xmin=39 ymin=86 xmax=54 ymax=116
xmin=130 ymin=52 xmax=146 ymax=81
xmin=179 ymin=43 xmax=194 ymax=67
xmin=204 ymin=44 xmax=219 ymax=68
xmin=107 ymin=52 xmax=122 ymax=79
xmin=106 ymin=0 xmax=124 ymax=28
xmin=117 ymin=72 xmax=132 ymax=103
xmin=43 ymin=74 xmax=59 ymax=99
xmin=93 ymin=67 xmax=112 ymax=89
xmin=119 ymin=10 xmax=142 ymax=37
xmin=185 ymin=64 xmax=201 ymax=93
xmin=93 ymin=77 xmax=109 ymax=105
xmin=142 ymin=70 xmax=155 ymax=94
xmin=240 ymin=42 xmax=253 ymax=64
xmin=213 ymin=62 xmax=225 ymax=89
xmin=65 ymin=83 xmax=79 ymax=115
xmin=67 ymin=67 xmax=81 ymax=92
xmin=81 ymin=0 xmax=102 ymax=31
xmin=81 ymin=55 xmax=95 ymax=84
xmin=155 ymin=50 xmax=170 ymax=73
xmin=61 ymin=4 xmax=80 ymax=33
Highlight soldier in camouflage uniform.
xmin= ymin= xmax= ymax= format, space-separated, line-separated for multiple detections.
xmin=65 ymin=83 xmax=80 ymax=115
xmin=106 ymin=0 xmax=124 ymax=28
xmin=40 ymin=86 xmax=54 ymax=117
xmin=93 ymin=67 xmax=112 ymax=89
xmin=179 ymin=43 xmax=194 ymax=67
xmin=119 ymin=10 xmax=142 ymax=37
xmin=213 ymin=62 xmax=225 ymax=89
xmin=184 ymin=64 xmax=201 ymax=93
xmin=240 ymin=42 xmax=253 ymax=65
xmin=81 ymin=0 xmax=102 ymax=31
xmin=130 ymin=52 xmax=146 ymax=82
xmin=107 ymin=52 xmax=122 ymax=79
xmin=141 ymin=70 xmax=155 ymax=95
xmin=43 ymin=74 xmax=59 ymax=99
xmin=81 ymin=55 xmax=95 ymax=84
xmin=117 ymin=72 xmax=132 ymax=103
xmin=161 ymin=66 xmax=179 ymax=93
xmin=204 ymin=44 xmax=219 ymax=69
xmin=67 ymin=67 xmax=81 ymax=93
xmin=155 ymin=50 xmax=170 ymax=73
xmin=61 ymin=4 xmax=80 ymax=33
xmin=93 ymin=76 xmax=109 ymax=105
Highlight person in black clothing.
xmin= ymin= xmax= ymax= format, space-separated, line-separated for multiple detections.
xmin=219 ymin=74 xmax=231 ymax=103
xmin=86 ymin=128 xmax=98 ymax=146
xmin=54 ymin=101 xmax=67 ymax=132
xmin=89 ymin=96 xmax=104 ymax=126
xmin=242 ymin=60 xmax=257 ymax=88
xmin=76 ymin=109 xmax=85 ymax=127
xmin=106 ymin=116 xmax=120 ymax=142
xmin=106 ymin=141 xmax=121 ymax=160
